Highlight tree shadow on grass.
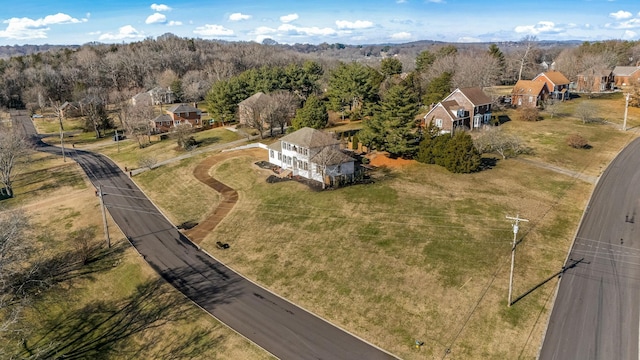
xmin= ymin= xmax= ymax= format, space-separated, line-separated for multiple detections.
xmin=20 ymin=279 xmax=221 ymax=360
xmin=197 ymin=136 xmax=222 ymax=147
xmin=9 ymin=241 xmax=128 ymax=304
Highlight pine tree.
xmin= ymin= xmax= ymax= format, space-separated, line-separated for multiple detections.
xmin=292 ymin=95 xmax=328 ymax=130
xmin=442 ymin=132 xmax=481 ymax=173
xmin=359 ymin=84 xmax=419 ymax=157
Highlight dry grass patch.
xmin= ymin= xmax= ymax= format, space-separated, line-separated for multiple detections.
xmin=0 ymin=147 xmax=271 ymax=359
xmin=184 ymin=151 xmax=588 ymax=359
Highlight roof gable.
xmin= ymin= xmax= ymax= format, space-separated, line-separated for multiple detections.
xmin=239 ymin=92 xmax=267 ymax=107
xmin=279 ymin=127 xmax=338 ymax=148
xmin=167 ymin=103 xmax=201 ymax=114
xmin=310 ymin=147 xmax=355 ymax=166
xmin=612 ymin=66 xmax=640 ymax=77
xmin=444 ymin=87 xmax=492 ymax=106
xmin=534 ymin=71 xmax=570 ymax=86
xmin=512 ymin=80 xmax=548 ymax=95
xmin=423 ymin=102 xmax=456 ymax=121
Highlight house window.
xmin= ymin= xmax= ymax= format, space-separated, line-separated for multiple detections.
xmin=435 ymin=118 xmax=443 ymax=128
xmin=270 ymin=150 xmax=274 ymax=158
xmin=303 ymin=162 xmax=308 ymax=170
xmin=278 ymin=153 xmax=282 ymax=160
xmin=174 ymin=120 xmax=181 ymax=125
xmin=315 ymin=164 xmax=322 ymax=173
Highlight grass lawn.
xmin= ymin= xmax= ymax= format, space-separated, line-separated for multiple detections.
xmin=131 ymin=94 xmax=640 ymax=359
xmin=0 ymin=134 xmax=270 ymax=359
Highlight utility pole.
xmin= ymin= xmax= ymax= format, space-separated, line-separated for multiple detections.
xmin=623 ymin=93 xmax=630 ymax=131
xmin=98 ymin=185 xmax=111 ymax=248
xmin=507 ymin=214 xmax=528 ymax=307
xmin=58 ymin=109 xmax=66 ymax=162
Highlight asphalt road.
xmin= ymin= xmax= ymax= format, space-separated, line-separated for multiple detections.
xmin=12 ymin=111 xmax=397 ymax=360
xmin=540 ymin=137 xmax=640 ymax=360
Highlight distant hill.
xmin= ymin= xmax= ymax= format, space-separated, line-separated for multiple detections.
xmin=0 ymin=44 xmax=80 ymax=59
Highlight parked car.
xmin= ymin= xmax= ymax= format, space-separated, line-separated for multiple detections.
xmin=113 ymin=133 xmax=126 ymax=141
xmin=32 ymin=114 xmax=43 ymax=118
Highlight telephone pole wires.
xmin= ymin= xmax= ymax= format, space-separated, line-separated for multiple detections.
xmin=507 ymin=214 xmax=528 ymax=307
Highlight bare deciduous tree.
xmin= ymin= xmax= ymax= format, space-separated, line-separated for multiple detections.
xmin=453 ymin=52 xmax=500 ymax=89
xmin=575 ymin=102 xmax=597 ymax=124
xmin=0 ymin=125 xmax=30 ymax=198
xmin=264 ymin=90 xmax=299 ymax=136
xmin=474 ymin=126 xmax=525 ymax=159
xmin=121 ymin=102 xmax=155 ymax=148
xmin=172 ymin=123 xmax=195 ymax=150
xmin=239 ymin=95 xmax=269 ymax=139
xmin=0 ymin=210 xmax=30 ymax=333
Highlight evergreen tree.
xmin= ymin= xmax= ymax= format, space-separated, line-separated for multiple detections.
xmin=327 ymin=62 xmax=381 ymax=117
xmin=170 ymin=79 xmax=184 ymax=103
xmin=292 ymin=95 xmax=328 ymax=130
xmin=442 ymin=132 xmax=481 ymax=173
xmin=415 ymin=50 xmax=436 ymax=72
xmin=205 ymin=80 xmax=237 ymax=124
xmin=358 ymin=84 xmax=419 ymax=157
xmin=488 ymin=44 xmax=506 ymax=83
xmin=380 ymin=57 xmax=403 ymax=76
xmin=422 ymin=72 xmax=452 ymax=105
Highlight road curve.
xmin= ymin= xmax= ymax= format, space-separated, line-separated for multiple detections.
xmin=539 ymin=137 xmax=640 ymax=360
xmin=13 ymin=111 xmax=397 ymax=360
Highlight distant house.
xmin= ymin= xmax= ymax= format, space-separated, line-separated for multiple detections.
xmin=131 ymin=92 xmax=153 ymax=107
xmin=576 ymin=68 xmax=614 ymax=93
xmin=58 ymin=101 xmax=81 ymax=118
xmin=166 ymin=103 xmax=202 ymax=127
xmin=267 ymin=127 xmax=356 ymax=186
xmin=511 ymin=80 xmax=549 ymax=107
xmin=238 ymin=92 xmax=269 ymax=129
xmin=612 ymin=66 xmax=640 ymax=87
xmin=131 ymin=87 xmax=176 ymax=107
xmin=533 ymin=71 xmax=571 ymax=100
xmin=423 ymin=87 xmax=492 ymax=133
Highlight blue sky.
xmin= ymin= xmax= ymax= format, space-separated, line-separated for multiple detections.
xmin=1 ymin=0 xmax=640 ymax=46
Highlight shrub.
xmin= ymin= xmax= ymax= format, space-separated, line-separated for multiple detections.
xmin=567 ymin=134 xmax=589 ymax=149
xmin=517 ymin=107 xmax=540 ymax=121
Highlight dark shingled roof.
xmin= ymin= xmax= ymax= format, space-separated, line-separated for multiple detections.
xmin=167 ymin=103 xmax=201 ymax=114
xmin=310 ymin=146 xmax=355 ymax=166
xmin=458 ymin=87 xmax=492 ymax=106
xmin=278 ymin=127 xmax=339 ymax=148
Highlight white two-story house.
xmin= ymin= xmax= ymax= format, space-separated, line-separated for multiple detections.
xmin=267 ymin=127 xmax=356 ymax=185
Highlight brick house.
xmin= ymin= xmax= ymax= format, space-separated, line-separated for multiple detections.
xmin=166 ymin=103 xmax=202 ymax=127
xmin=576 ymin=68 xmax=614 ymax=93
xmin=612 ymin=66 xmax=640 ymax=87
xmin=238 ymin=92 xmax=270 ymax=129
xmin=511 ymin=80 xmax=549 ymax=107
xmin=533 ymin=71 xmax=571 ymax=100
xmin=423 ymin=87 xmax=492 ymax=133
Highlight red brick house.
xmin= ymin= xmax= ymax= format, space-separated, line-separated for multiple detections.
xmin=151 ymin=114 xmax=174 ymax=133
xmin=612 ymin=66 xmax=640 ymax=87
xmin=511 ymin=80 xmax=549 ymax=107
xmin=423 ymin=87 xmax=492 ymax=133
xmin=576 ymin=68 xmax=614 ymax=93
xmin=533 ymin=71 xmax=571 ymax=100
xmin=166 ymin=103 xmax=202 ymax=127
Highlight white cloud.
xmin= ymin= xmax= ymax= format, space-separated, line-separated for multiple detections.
xmin=193 ymin=24 xmax=234 ymax=37
xmin=168 ymin=21 xmax=182 ymax=26
xmin=514 ymin=21 xmax=564 ymax=35
xmin=396 ymin=0 xmax=407 ymax=3
xmin=457 ymin=36 xmax=482 ymax=42
xmin=280 ymin=14 xmax=299 ymax=23
xmin=229 ymin=12 xmax=252 ymax=21
xmin=0 ymin=13 xmax=85 ymax=40
xmin=610 ymin=10 xmax=632 ymax=20
xmin=277 ymin=23 xmax=336 ymax=36
xmin=145 ymin=13 xmax=166 ymax=24
xmin=151 ymin=3 xmax=172 ymax=12
xmin=335 ymin=20 xmax=374 ymax=29
xmin=390 ymin=31 xmax=411 ymax=40
xmin=99 ymin=25 xmax=144 ymax=41
xmin=255 ymin=26 xmax=277 ymax=35
xmin=623 ymin=30 xmax=637 ymax=39
xmin=608 ymin=18 xmax=640 ymax=29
